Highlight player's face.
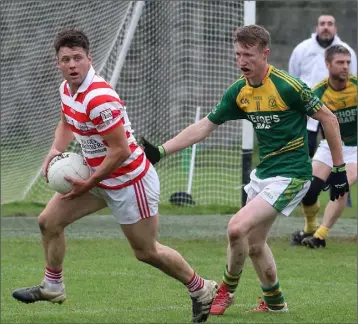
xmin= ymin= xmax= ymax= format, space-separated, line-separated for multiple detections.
xmin=316 ymin=16 xmax=336 ymax=41
xmin=326 ymin=53 xmax=351 ymax=82
xmin=56 ymin=46 xmax=92 ymax=91
xmin=234 ymin=42 xmax=269 ymax=80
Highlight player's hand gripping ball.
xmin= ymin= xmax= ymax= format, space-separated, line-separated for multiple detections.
xmin=47 ymin=152 xmax=90 ymax=194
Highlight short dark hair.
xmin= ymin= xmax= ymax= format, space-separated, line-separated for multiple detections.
xmin=233 ymin=25 xmax=271 ymax=50
xmin=325 ymin=44 xmax=351 ymax=62
xmin=317 ymin=14 xmax=336 ymax=25
xmin=54 ymin=28 xmax=90 ymax=55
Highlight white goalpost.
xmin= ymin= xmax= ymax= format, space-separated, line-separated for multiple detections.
xmin=187 ymin=106 xmax=201 ymax=197
xmin=1 ymin=1 xmax=254 ymax=209
xmin=109 ymin=1 xmax=145 ymax=87
xmin=241 ymin=1 xmax=256 ymax=206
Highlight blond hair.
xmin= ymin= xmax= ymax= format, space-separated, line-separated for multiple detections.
xmin=233 ymin=25 xmax=271 ymax=50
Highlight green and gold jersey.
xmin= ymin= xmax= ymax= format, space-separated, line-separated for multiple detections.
xmin=207 ymin=65 xmax=323 ymax=180
xmin=313 ymin=75 xmax=357 ymax=146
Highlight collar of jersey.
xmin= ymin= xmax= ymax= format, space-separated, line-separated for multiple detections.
xmin=327 ymin=78 xmax=349 ymax=92
xmin=66 ymin=65 xmax=96 ymax=95
xmin=245 ymin=64 xmax=272 ymax=88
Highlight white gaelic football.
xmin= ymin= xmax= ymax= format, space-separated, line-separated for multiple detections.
xmin=47 ymin=152 xmax=90 ymax=194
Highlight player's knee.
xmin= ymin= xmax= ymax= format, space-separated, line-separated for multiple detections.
xmin=227 ymin=220 xmax=248 ymax=243
xmin=38 ymin=212 xmax=61 ymax=235
xmin=134 ymin=248 xmax=158 ymax=265
xmin=38 ymin=213 xmax=48 ymax=233
xmin=302 ymin=176 xmax=325 ymax=206
xmin=248 ymin=243 xmax=265 ymax=258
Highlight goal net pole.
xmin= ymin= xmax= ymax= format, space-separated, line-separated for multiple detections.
xmin=241 ymin=1 xmax=256 ymax=207
xmin=187 ymin=106 xmax=201 ymax=195
xmin=109 ymin=1 xmax=145 ymax=87
xmin=97 ymin=2 xmax=136 ymax=74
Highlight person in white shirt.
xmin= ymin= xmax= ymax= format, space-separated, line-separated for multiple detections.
xmin=289 ymin=14 xmax=357 ymax=157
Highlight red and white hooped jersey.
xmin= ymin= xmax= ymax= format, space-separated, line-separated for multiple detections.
xmin=60 ymin=66 xmax=149 ymax=189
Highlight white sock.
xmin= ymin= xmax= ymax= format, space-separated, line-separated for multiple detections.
xmin=44 ymin=267 xmax=63 ymax=292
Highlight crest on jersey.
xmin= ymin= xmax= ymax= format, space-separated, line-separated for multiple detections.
xmin=78 ymin=123 xmax=89 ymax=132
xmin=300 ymin=88 xmax=312 ymax=102
xmin=240 ymin=98 xmax=250 ymax=105
xmin=268 ymin=96 xmax=277 ymax=109
xmin=100 ymin=109 xmax=113 ymax=122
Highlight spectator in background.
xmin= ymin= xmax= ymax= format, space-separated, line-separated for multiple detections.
xmin=288 ymin=14 xmax=357 ymax=157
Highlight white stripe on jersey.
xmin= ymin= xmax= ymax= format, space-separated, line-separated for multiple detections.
xmin=89 ymin=101 xmax=124 ymax=121
xmin=96 ymin=157 xmax=148 ymax=188
xmin=62 ymin=94 xmax=85 ymax=113
xmin=83 ymin=88 xmax=120 ymax=109
xmin=60 ymin=66 xmax=148 ymax=189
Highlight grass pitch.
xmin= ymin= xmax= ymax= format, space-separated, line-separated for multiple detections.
xmin=2 ymin=236 xmax=356 ymax=324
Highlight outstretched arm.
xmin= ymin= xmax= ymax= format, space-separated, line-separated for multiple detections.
xmin=142 ymin=117 xmax=218 ymax=165
xmin=163 ymin=117 xmax=218 ymax=154
xmin=143 ymin=83 xmax=244 ymax=165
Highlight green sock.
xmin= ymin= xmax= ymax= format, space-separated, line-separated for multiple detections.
xmin=262 ymin=281 xmax=285 ymax=310
xmin=223 ymin=266 xmax=242 ymax=293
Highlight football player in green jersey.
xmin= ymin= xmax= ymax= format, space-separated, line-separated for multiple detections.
xmin=142 ymin=25 xmax=348 ymax=314
xmin=291 ymin=45 xmax=356 ymax=249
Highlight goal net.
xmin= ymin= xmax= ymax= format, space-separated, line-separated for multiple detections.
xmin=1 ymin=1 xmax=137 ymax=204
xmin=1 ymin=1 xmax=246 ymax=209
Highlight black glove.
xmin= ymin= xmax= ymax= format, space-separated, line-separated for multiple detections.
xmin=322 ymin=173 xmax=333 ymax=192
xmin=323 ymin=164 xmax=349 ymax=201
xmin=140 ymin=137 xmax=166 ymax=165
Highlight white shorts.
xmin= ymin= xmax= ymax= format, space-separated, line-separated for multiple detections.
xmin=244 ymin=169 xmax=311 ymax=216
xmin=91 ymin=164 xmax=160 ymax=224
xmin=313 ymin=140 xmax=357 ymax=167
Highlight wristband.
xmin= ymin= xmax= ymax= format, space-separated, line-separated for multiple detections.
xmin=158 ymin=145 xmax=166 ymax=158
xmin=332 ymin=164 xmax=346 ymax=173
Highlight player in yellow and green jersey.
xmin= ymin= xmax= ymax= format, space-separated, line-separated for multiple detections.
xmin=291 ymin=44 xmax=357 ymax=248
xmin=141 ymin=25 xmax=349 ymax=315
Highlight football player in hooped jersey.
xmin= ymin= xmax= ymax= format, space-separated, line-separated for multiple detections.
xmin=291 ymin=45 xmax=357 ymax=249
xmin=12 ymin=28 xmax=219 ymax=323
xmin=142 ymin=25 xmax=349 ymax=315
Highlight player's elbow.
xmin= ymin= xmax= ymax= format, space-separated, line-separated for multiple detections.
xmin=320 ymin=115 xmax=339 ymax=137
xmin=119 ymin=146 xmax=132 ymax=161
xmin=110 ymin=146 xmax=131 ymax=164
xmin=312 ymin=105 xmax=338 ymax=129
xmin=321 ymin=111 xmax=339 ymax=129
